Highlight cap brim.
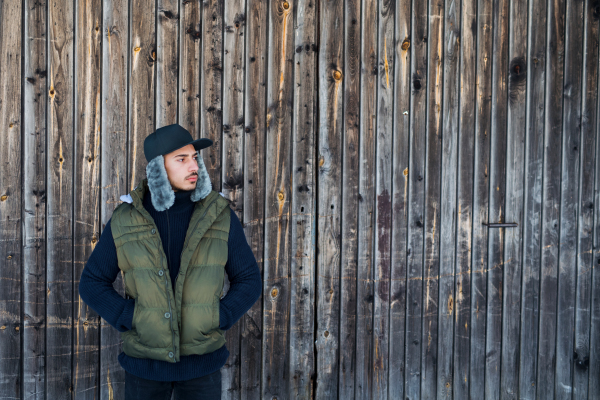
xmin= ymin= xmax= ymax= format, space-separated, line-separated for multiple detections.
xmin=190 ymin=138 xmax=213 ymax=151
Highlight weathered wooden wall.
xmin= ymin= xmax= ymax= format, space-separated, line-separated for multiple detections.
xmin=1 ymin=0 xmax=599 ymax=399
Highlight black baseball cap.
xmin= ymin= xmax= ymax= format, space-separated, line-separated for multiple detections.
xmin=144 ymin=124 xmax=213 ymax=162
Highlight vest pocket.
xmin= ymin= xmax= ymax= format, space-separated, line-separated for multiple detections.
xmin=180 ymin=304 xmax=215 ymax=344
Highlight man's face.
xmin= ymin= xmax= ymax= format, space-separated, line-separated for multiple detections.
xmin=163 ymin=144 xmax=199 ymax=192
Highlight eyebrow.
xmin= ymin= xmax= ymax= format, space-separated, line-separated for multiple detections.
xmin=173 ymin=153 xmax=197 ymax=158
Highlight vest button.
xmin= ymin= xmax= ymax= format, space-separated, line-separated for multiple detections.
xmin=158 ymin=270 xmax=164 ymax=276
xmin=164 ymin=312 xmax=171 ymax=319
xmin=151 ymin=228 xmax=156 ymax=234
xmin=168 ymin=352 xmax=174 ymax=358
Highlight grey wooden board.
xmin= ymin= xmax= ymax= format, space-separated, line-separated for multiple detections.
xmin=316 ymin=1 xmax=343 ymax=396
xmin=260 ymin=1 xmax=295 ymax=398
xmin=355 ymin=0 xmax=377 ymax=398
xmin=100 ymin=0 xmax=130 ymax=398
xmin=555 ymin=0 xmax=585 ymax=398
xmin=536 ymin=0 xmax=565 ymax=398
xmin=485 ymin=0 xmax=510 ymax=399
xmin=22 ymin=0 xmax=46 ymax=398
xmin=240 ymin=0 xmax=267 ymax=399
xmin=0 ymin=0 xmax=22 ymax=399
xmin=517 ymin=0 xmax=547 ymax=397
xmin=572 ymin=0 xmax=598 ymax=397
xmin=221 ymin=0 xmax=246 ymax=398
xmin=73 ymin=0 xmax=102 ymax=396
xmin=438 ymin=0 xmax=460 ymax=396
xmin=388 ymin=0 xmax=410 ymax=397
xmin=338 ymin=0 xmax=362 ymax=398
xmin=290 ymin=2 xmax=317 ymax=398
xmin=373 ymin=0 xmax=394 ymax=397
xmin=46 ymin=0 xmax=75 ymax=397
xmin=470 ymin=0 xmax=493 ymax=396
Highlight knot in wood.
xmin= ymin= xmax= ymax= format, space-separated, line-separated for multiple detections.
xmin=282 ymin=1 xmax=290 ymax=9
xmin=401 ymin=39 xmax=410 ymax=51
xmin=333 ymin=70 xmax=343 ymax=81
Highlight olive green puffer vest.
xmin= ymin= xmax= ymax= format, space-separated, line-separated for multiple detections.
xmin=110 ymin=178 xmax=231 ymax=363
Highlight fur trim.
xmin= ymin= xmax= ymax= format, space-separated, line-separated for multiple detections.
xmin=146 ymin=155 xmax=175 ymax=211
xmin=191 ymin=151 xmax=212 ymax=202
xmin=145 ymin=151 xmax=212 ymax=211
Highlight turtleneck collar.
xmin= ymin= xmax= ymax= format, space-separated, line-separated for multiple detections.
xmin=145 ymin=187 xmax=195 ymax=214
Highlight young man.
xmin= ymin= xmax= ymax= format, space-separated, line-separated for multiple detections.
xmin=79 ymin=124 xmax=262 ymax=399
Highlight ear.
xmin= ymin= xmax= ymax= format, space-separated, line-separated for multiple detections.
xmin=146 ymin=155 xmax=175 ymax=211
xmin=191 ymin=150 xmax=212 ymax=201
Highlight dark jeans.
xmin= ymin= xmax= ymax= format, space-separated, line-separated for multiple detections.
xmin=124 ymin=369 xmax=221 ymax=400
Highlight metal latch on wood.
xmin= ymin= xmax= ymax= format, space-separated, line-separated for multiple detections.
xmin=482 ymin=222 xmax=518 ymax=228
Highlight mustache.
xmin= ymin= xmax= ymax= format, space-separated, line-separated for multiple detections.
xmin=186 ymin=172 xmax=198 ymax=179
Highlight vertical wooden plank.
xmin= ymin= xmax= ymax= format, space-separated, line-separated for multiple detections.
xmin=47 ymin=0 xmax=75 ymax=397
xmin=589 ymin=31 xmax=600 ymax=397
xmin=517 ymin=0 xmax=547 ymax=396
xmin=484 ymin=0 xmax=509 ymax=397
xmin=500 ymin=0 xmax=528 ymax=396
xmin=536 ymin=0 xmax=565 ymax=397
xmin=388 ymin=0 xmax=410 ymax=397
xmin=437 ymin=0 xmax=459 ymax=395
xmin=240 ymin=0 xmax=267 ymax=398
xmin=100 ymin=0 xmax=129 ymax=398
xmin=22 ymin=0 xmax=47 ymax=397
xmin=261 ymin=0 xmax=294 ymax=398
xmin=0 ymin=0 xmax=22 ymax=397
xmin=453 ymin=0 xmax=477 ymax=396
xmin=73 ymin=0 xmax=102 ymax=396
xmin=404 ymin=0 xmax=427 ymax=396
xmin=555 ymin=0 xmax=584 ymax=397
xmin=221 ymin=0 xmax=246 ymax=397
xmin=469 ymin=0 xmax=492 ymax=395
xmin=289 ymin=1 xmax=317 ymax=397
xmin=129 ymin=0 xmax=156 ymax=188
xmin=355 ymin=0 xmax=377 ymax=396
xmin=338 ymin=0 xmax=361 ymax=397
xmin=573 ymin=0 xmax=598 ymax=396
xmin=315 ymin=0 xmax=343 ymax=397
xmin=421 ymin=0 xmax=443 ymax=397
xmin=201 ymin=0 xmax=224 ymax=188
xmin=156 ymin=0 xmax=179 ymax=127
xmin=373 ymin=0 xmax=394 ymax=397
xmin=179 ymin=0 xmax=201 ymax=136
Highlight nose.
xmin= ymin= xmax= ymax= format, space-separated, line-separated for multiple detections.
xmin=189 ymin=158 xmax=199 ymax=172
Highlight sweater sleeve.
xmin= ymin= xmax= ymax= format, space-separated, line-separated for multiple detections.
xmin=78 ymin=218 xmax=135 ymax=332
xmin=219 ymin=208 xmax=263 ymax=330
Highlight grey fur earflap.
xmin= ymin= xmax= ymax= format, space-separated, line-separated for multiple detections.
xmin=191 ymin=150 xmax=212 ymax=201
xmin=146 ymin=155 xmax=175 ymax=212
xmin=145 ymin=151 xmax=212 ymax=211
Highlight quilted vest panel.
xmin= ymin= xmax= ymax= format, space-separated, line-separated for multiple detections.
xmin=110 ymin=179 xmax=230 ymax=363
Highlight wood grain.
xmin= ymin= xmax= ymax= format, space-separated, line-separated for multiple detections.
xmin=316 ymin=0 xmax=343 ymax=397
xmin=22 ymin=0 xmax=46 ymax=398
xmin=47 ymin=0 xmax=75 ymax=397
xmin=73 ymin=0 xmax=102 ymax=396
xmin=240 ymin=0 xmax=268 ymax=398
